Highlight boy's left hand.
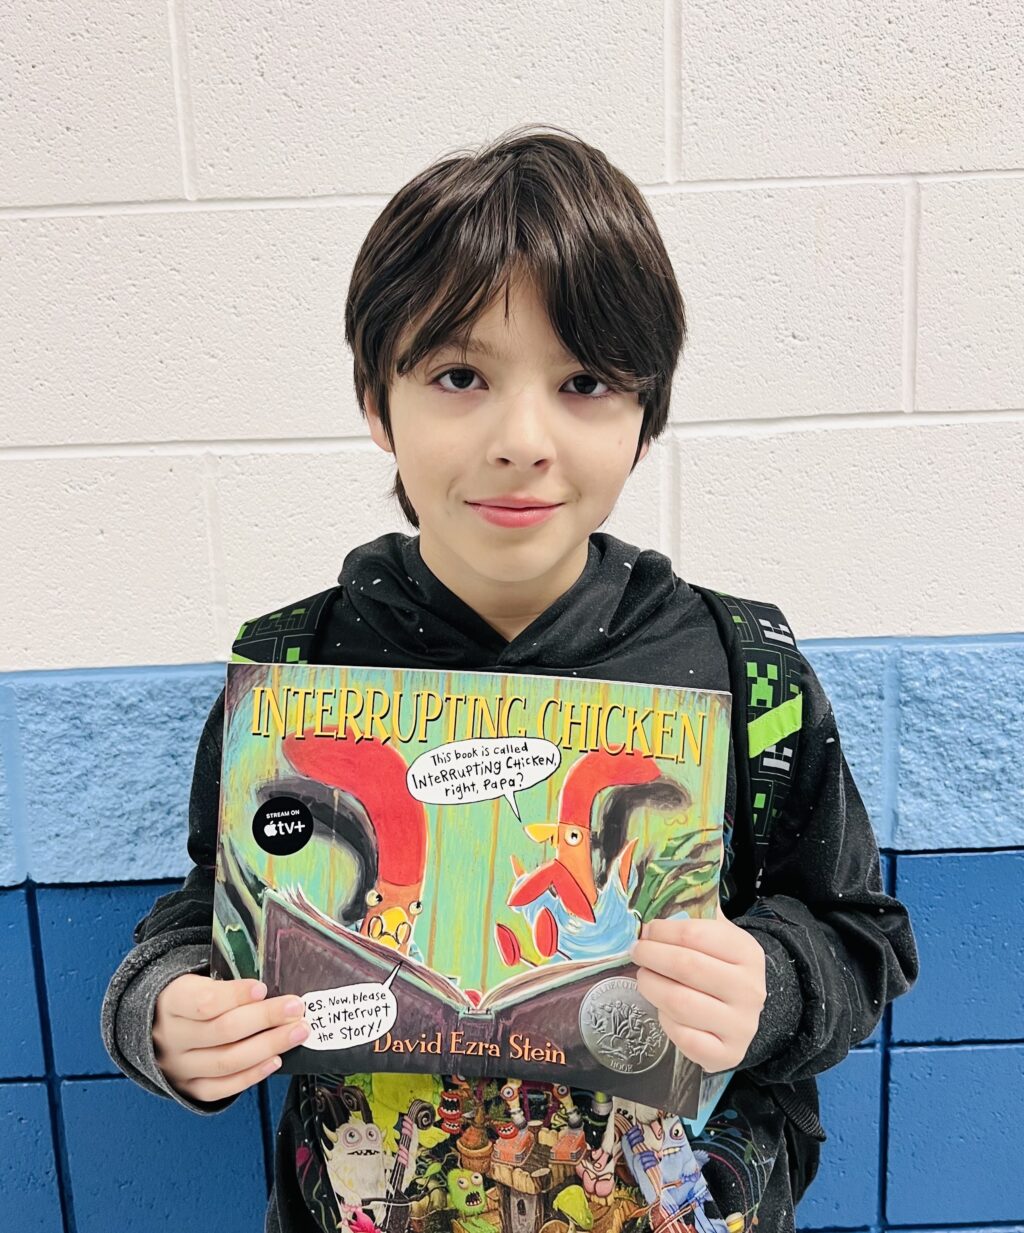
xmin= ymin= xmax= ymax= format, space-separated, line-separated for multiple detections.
xmin=630 ymin=904 xmax=767 ymax=1073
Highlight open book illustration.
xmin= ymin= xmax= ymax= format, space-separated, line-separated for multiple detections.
xmin=212 ymin=661 xmax=737 ymax=1133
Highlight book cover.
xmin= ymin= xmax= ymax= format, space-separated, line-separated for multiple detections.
xmin=212 ymin=662 xmax=736 ymax=1130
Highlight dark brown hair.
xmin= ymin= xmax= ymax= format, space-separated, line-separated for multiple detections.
xmin=344 ymin=123 xmax=687 ymax=527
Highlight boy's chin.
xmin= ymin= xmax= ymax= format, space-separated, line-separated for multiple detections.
xmin=462 ymin=539 xmax=589 ymax=584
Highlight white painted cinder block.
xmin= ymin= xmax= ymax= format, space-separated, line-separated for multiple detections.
xmin=2 ymin=3 xmax=1022 ymax=673
xmin=678 ymin=0 xmax=1024 ymax=179
xmin=0 ymin=2 xmax=181 ymax=207
xmin=215 ymin=444 xmax=404 ymax=656
xmin=670 ymin=420 xmax=1024 ymax=638
xmin=183 ymin=0 xmax=666 ymax=198
xmin=0 ymin=456 xmax=214 ymax=670
xmin=0 ymin=207 xmax=380 ymax=447
xmin=651 ymin=184 xmax=905 ymax=421
xmin=917 ymin=178 xmax=1024 ymax=412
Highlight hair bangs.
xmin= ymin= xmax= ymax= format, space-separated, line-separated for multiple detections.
xmin=345 ymin=123 xmax=686 ymax=526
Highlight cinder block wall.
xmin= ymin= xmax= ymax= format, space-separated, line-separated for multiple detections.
xmin=1 ymin=4 xmax=1021 ymax=1232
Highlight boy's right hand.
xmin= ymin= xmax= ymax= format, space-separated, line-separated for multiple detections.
xmin=153 ymin=975 xmax=310 ymax=1103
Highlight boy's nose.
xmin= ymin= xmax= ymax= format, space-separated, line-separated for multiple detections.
xmin=483 ymin=395 xmax=558 ymax=468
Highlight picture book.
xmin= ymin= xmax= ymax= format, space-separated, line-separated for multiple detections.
xmin=211 ymin=661 xmax=737 ymax=1133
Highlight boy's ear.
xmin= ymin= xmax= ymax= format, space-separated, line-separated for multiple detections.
xmin=364 ymin=393 xmax=395 ymax=455
xmin=636 ymin=439 xmax=650 ymax=465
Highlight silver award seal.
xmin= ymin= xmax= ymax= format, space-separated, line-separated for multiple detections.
xmin=579 ymin=976 xmax=670 ymax=1074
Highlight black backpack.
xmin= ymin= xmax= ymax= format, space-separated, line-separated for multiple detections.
xmin=689 ymin=586 xmax=828 ymax=1206
xmin=232 ymin=581 xmax=828 ymax=1201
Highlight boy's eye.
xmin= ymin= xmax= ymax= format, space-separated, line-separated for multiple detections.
xmin=432 ymin=367 xmax=610 ymax=398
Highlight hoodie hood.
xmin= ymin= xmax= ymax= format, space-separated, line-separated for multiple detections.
xmin=334 ymin=532 xmax=683 ymax=675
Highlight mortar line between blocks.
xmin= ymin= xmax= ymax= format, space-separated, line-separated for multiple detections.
xmin=902 ymin=181 xmax=921 ymax=414
xmin=167 ymin=0 xmax=198 ymax=200
xmin=25 ymin=884 xmax=78 ymax=1233
xmin=664 ymin=0 xmax=682 ymax=185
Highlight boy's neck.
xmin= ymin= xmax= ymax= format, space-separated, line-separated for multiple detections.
xmin=415 ymin=530 xmax=591 ymax=644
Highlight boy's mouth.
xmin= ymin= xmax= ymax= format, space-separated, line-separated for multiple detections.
xmin=467 ymin=501 xmax=562 ymax=528
xmin=468 ymin=495 xmax=562 ymax=509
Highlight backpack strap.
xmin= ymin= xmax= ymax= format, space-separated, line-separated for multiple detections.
xmin=231 ymin=585 xmax=340 ymax=665
xmin=692 ymin=586 xmax=828 ymax=1148
xmin=690 ymin=586 xmax=807 ymax=915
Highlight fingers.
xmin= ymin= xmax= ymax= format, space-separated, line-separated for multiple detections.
xmin=159 ymin=974 xmax=269 ymax=1021
xmin=631 ymin=937 xmax=730 ymax=999
xmin=640 ymin=917 xmax=744 ymax=963
xmin=188 ymin=994 xmax=308 ymax=1050
xmin=178 ymin=1053 xmax=285 ymax=1105
xmin=636 ymin=966 xmax=731 ymax=1036
xmin=153 ymin=975 xmax=312 ymax=1104
xmin=173 ymin=1016 xmax=310 ymax=1086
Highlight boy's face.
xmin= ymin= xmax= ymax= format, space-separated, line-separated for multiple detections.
xmin=365 ymin=274 xmax=648 ymax=631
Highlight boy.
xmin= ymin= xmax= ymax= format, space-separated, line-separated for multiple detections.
xmin=103 ymin=124 xmax=919 ymax=1233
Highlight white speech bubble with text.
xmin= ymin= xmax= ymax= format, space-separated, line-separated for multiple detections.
xmin=405 ymin=737 xmax=560 ymax=819
xmin=301 ymin=966 xmax=399 ymax=1050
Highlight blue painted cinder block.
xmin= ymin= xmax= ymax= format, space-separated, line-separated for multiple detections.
xmin=10 ymin=665 xmax=224 ymax=882
xmin=892 ymin=851 xmax=1024 ymax=1043
xmin=0 ymin=888 xmax=45 ymax=1078
xmin=37 ymin=880 xmax=182 ymax=1076
xmin=896 ymin=643 xmax=1024 ymax=849
xmin=0 ymin=685 xmax=25 ymax=885
xmin=887 ymin=1043 xmax=1024 ymax=1225
xmin=0 ymin=1082 xmax=63 ymax=1233
xmin=802 ymin=645 xmax=887 ymax=846
xmin=61 ymin=1076 xmax=266 ymax=1233
xmin=795 ymin=1048 xmax=881 ymax=1230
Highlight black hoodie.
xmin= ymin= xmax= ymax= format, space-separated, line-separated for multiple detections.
xmin=102 ymin=532 xmax=919 ymax=1233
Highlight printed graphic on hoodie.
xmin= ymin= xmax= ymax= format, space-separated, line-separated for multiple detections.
xmin=289 ymin=1073 xmax=774 ymax=1233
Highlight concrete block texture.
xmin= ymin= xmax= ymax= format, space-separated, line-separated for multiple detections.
xmin=801 ymin=646 xmax=887 ymax=841
xmin=0 ymin=206 xmax=380 ymax=449
xmin=60 ymin=1078 xmax=266 ymax=1233
xmin=651 ymin=183 xmax=905 ymax=422
xmin=678 ymin=0 xmax=1024 ymax=178
xmin=0 ymin=693 xmax=24 ymax=883
xmin=917 ymin=177 xmax=1024 ymax=412
xmin=673 ymin=421 xmax=1024 ymax=638
xmin=0 ymin=888 xmax=45 ymax=1077
xmin=0 ymin=1 xmax=180 ymax=208
xmin=36 ymin=881 xmax=181 ymax=1076
xmin=796 ymin=1049 xmax=882 ymax=1230
xmin=896 ymin=644 xmax=1024 ymax=848
xmin=893 ymin=852 xmax=1024 ymax=1044
xmin=0 ymin=456 xmax=215 ymax=671
xmin=10 ymin=665 xmax=223 ymax=881
xmin=215 ymin=444 xmax=406 ymax=654
xmin=0 ymin=1083 xmax=62 ymax=1233
xmin=886 ymin=1043 xmax=1024 ymax=1226
xmin=182 ymin=0 xmax=665 ymax=197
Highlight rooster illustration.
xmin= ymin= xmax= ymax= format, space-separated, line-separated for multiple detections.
xmin=279 ymin=728 xmax=428 ymax=955
xmin=504 ymin=748 xmax=686 ymax=961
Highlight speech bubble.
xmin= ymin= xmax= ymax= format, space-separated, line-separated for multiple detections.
xmin=406 ymin=737 xmax=560 ymax=819
xmin=301 ymin=965 xmax=399 ymax=1050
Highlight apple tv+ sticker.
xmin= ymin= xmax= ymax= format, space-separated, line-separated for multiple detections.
xmin=253 ymin=796 xmax=314 ymax=856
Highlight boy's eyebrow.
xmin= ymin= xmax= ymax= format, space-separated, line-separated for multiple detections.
xmin=432 ymin=335 xmax=577 ymax=366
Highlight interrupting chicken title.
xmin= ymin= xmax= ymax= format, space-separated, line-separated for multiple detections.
xmin=247 ymin=683 xmax=707 ymax=767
